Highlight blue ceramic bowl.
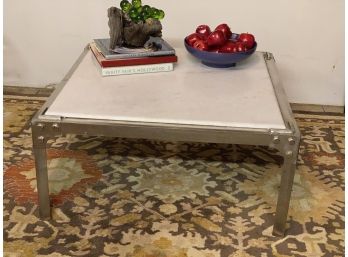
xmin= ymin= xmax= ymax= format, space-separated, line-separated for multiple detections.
xmin=184 ymin=33 xmax=257 ymax=68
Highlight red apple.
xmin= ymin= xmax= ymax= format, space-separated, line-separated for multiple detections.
xmin=186 ymin=33 xmax=204 ymax=46
xmin=196 ymin=25 xmax=211 ymax=38
xmin=206 ymin=30 xmax=226 ymax=47
xmin=238 ymin=33 xmax=255 ymax=49
xmin=193 ymin=39 xmax=209 ymax=51
xmin=218 ymin=41 xmax=237 ymax=53
xmin=214 ymin=23 xmax=232 ymax=40
xmin=236 ymin=42 xmax=248 ymax=52
xmin=209 ymin=46 xmax=220 ymax=53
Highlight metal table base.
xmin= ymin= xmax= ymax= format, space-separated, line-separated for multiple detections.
xmin=31 ymin=46 xmax=300 ymax=236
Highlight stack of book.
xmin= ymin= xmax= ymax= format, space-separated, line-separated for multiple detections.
xmin=90 ymin=38 xmax=177 ymax=76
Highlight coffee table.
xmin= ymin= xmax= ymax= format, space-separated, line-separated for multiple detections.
xmin=31 ymin=44 xmax=300 ymax=236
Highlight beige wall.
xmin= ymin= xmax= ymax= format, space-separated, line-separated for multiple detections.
xmin=4 ymin=0 xmax=344 ymax=105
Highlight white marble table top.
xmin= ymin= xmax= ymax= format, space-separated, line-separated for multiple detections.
xmin=46 ymin=45 xmax=286 ymax=130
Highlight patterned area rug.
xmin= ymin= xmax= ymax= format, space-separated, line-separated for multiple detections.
xmin=3 ymin=95 xmax=345 ymax=257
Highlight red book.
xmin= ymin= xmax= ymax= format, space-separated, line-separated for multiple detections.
xmin=90 ymin=43 xmax=178 ymax=68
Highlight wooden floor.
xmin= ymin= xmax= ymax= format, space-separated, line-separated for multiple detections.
xmin=3 ymin=85 xmax=345 ymax=114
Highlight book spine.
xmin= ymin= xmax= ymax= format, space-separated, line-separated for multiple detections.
xmin=101 ymin=55 xmax=178 ymax=67
xmin=104 ymin=50 xmax=176 ymax=60
xmin=101 ymin=63 xmax=174 ymax=76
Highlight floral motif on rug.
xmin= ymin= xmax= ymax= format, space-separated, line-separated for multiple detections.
xmin=4 ymin=149 xmax=102 ymax=205
xmin=3 ymin=96 xmax=345 ymax=257
xmin=128 ymin=163 xmax=217 ymax=203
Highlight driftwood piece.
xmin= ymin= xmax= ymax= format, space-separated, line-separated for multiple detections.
xmin=107 ymin=7 xmax=163 ymax=48
xmin=123 ymin=18 xmax=162 ymax=47
xmin=108 ymin=7 xmax=123 ymax=49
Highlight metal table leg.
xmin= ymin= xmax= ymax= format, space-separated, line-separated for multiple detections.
xmin=273 ymin=138 xmax=300 ymax=236
xmin=32 ymin=125 xmax=51 ymax=219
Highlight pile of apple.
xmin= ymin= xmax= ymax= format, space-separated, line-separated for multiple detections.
xmin=186 ymin=23 xmax=256 ymax=53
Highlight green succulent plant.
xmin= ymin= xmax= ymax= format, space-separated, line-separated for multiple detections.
xmin=120 ymin=0 xmax=165 ymax=23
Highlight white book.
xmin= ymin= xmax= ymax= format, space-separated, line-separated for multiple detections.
xmin=100 ymin=62 xmax=174 ymax=76
xmin=91 ymin=52 xmax=174 ymax=76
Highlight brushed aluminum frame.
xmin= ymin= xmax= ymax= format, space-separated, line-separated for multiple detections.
xmin=31 ymin=45 xmax=300 ymax=236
